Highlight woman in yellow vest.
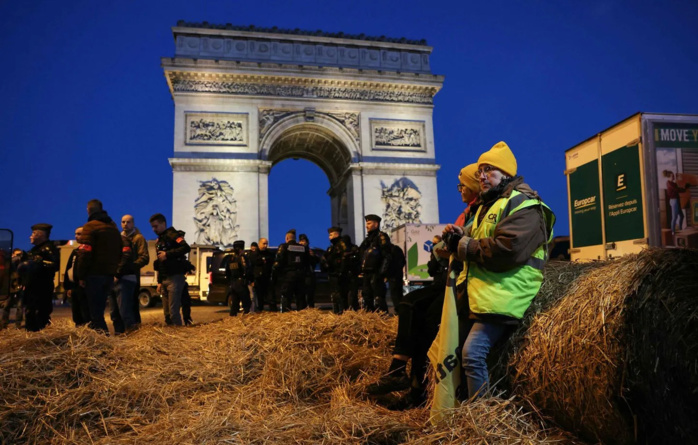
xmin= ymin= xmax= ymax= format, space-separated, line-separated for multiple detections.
xmin=443 ymin=141 xmax=555 ymax=399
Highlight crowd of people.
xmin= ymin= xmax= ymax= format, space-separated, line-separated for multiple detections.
xmin=1 ymin=141 xmax=555 ymax=416
xmin=1 ymin=202 xmax=194 ymax=332
xmin=223 ymin=218 xmax=406 ymax=316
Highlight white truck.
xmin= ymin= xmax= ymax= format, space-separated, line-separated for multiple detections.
xmin=390 ymin=223 xmax=447 ymax=285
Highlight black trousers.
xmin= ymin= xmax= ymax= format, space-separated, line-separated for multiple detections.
xmin=362 ymin=273 xmax=388 ymax=312
xmin=393 ymin=284 xmax=445 ymax=386
xmin=254 ymin=276 xmax=272 ymax=310
xmin=229 ymin=279 xmax=251 ymax=316
xmin=388 ymin=277 xmax=404 ymax=309
xmin=23 ymin=285 xmax=53 ymax=332
xmin=329 ymin=275 xmax=348 ymax=314
xmin=276 ymin=271 xmax=305 ymax=311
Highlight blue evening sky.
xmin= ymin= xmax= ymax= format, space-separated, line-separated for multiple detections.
xmin=1 ymin=0 xmax=697 ymax=250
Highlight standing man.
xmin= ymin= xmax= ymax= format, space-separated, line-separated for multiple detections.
xmin=120 ymin=215 xmax=149 ymax=326
xmin=358 ymin=215 xmax=392 ymax=312
xmin=111 ymin=234 xmax=138 ymax=333
xmin=387 ymin=244 xmax=406 ymax=310
xmin=444 ymin=141 xmax=555 ymax=399
xmin=227 ymin=240 xmax=251 ymax=316
xmin=298 ymin=234 xmax=317 ymax=309
xmin=250 ymin=238 xmax=275 ymax=311
xmin=272 ymin=229 xmax=309 ymax=312
xmin=0 ymin=249 xmax=26 ymax=329
xmin=150 ymin=213 xmax=191 ymax=327
xmin=340 ymin=235 xmax=361 ymax=311
xmin=63 ymin=227 xmax=91 ymax=326
xmin=79 ymin=200 xmax=122 ymax=333
xmin=323 ymin=226 xmax=345 ymax=314
xmin=23 ymin=224 xmax=59 ymax=331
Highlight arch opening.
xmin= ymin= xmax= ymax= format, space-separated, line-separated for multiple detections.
xmin=266 ymin=123 xmax=353 ymax=246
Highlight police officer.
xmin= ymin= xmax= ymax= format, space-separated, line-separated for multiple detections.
xmin=387 ymin=243 xmax=406 ymax=310
xmin=227 ymin=240 xmax=251 ymax=316
xmin=23 ymin=223 xmax=60 ymax=331
xmin=250 ymin=238 xmax=274 ymax=311
xmin=298 ymin=233 xmax=317 ymax=309
xmin=323 ymin=227 xmax=345 ymax=314
xmin=1 ymin=249 xmax=27 ymax=329
xmin=358 ymin=214 xmax=392 ymax=312
xmin=340 ymin=235 xmax=361 ymax=311
xmin=150 ymin=213 xmax=191 ymax=326
xmin=272 ymin=229 xmax=310 ymax=312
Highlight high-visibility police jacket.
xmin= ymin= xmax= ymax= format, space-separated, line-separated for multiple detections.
xmin=466 ymin=188 xmax=555 ymax=319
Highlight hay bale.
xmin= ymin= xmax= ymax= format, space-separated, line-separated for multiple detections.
xmin=0 ymin=309 xmax=576 ymax=444
xmin=506 ymin=248 xmax=698 ymax=443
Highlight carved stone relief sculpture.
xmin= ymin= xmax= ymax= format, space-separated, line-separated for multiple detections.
xmin=380 ymin=177 xmax=423 ymax=232
xmin=193 ymin=178 xmax=240 ymax=248
xmin=259 ymin=108 xmax=360 ymax=144
xmin=186 ymin=112 xmax=248 ymax=146
xmin=370 ymin=119 xmax=426 ymax=151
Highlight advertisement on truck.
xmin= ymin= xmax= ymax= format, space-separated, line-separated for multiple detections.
xmin=566 ymin=113 xmax=698 ymax=261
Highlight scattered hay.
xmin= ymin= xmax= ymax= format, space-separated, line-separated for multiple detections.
xmin=506 ymin=248 xmax=698 ymax=443
xmin=1 ymin=309 xmax=574 ymax=444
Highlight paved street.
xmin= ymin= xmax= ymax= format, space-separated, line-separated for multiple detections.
xmin=2 ymin=300 xmax=341 ymax=335
xmin=2 ymin=302 xmax=232 ymax=335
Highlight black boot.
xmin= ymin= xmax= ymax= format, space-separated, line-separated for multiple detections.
xmin=385 ymin=386 xmax=427 ymax=411
xmin=366 ymin=358 xmax=410 ymax=395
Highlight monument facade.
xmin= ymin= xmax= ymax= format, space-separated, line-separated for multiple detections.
xmin=162 ymin=22 xmax=444 ymax=246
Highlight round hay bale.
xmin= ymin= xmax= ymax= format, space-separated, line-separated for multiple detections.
xmin=506 ymin=248 xmax=698 ymax=443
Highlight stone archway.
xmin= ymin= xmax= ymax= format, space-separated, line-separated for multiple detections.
xmin=262 ymin=113 xmax=358 ymax=236
xmin=164 ymin=22 xmax=443 ymax=247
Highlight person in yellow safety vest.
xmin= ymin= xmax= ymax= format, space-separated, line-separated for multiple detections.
xmin=443 ymin=141 xmax=555 ymax=400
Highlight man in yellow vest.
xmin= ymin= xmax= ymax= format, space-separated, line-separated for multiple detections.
xmin=443 ymin=141 xmax=555 ymax=399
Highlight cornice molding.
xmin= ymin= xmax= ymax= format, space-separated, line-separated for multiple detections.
xmin=169 ymin=158 xmax=272 ymax=173
xmin=350 ymin=162 xmax=440 ymax=177
xmin=164 ymin=70 xmax=440 ymax=105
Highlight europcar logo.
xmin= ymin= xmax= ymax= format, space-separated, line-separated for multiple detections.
xmin=574 ymin=196 xmax=596 ymax=209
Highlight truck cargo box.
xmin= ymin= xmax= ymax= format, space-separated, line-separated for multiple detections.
xmin=566 ymin=113 xmax=698 ymax=261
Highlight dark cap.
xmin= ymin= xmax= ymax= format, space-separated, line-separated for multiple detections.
xmin=364 ymin=214 xmax=382 ymax=223
xmin=31 ymin=223 xmax=53 ymax=234
xmin=327 ymin=226 xmax=343 ymax=234
xmin=299 ymin=233 xmax=309 ymax=242
xmin=233 ymin=240 xmax=245 ymax=249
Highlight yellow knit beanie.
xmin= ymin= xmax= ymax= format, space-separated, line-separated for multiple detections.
xmin=458 ymin=163 xmax=480 ymax=192
xmin=477 ymin=141 xmax=517 ymax=177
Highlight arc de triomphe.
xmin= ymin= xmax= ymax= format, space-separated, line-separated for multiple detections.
xmin=162 ymin=22 xmax=443 ymax=247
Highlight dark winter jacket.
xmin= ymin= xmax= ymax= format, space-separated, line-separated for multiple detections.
xmin=80 ymin=210 xmax=122 ymax=276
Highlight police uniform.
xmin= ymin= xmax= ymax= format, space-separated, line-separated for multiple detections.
xmin=251 ymin=247 xmax=275 ymax=311
xmin=358 ymin=215 xmax=392 ymax=312
xmin=323 ymin=227 xmax=346 ymax=314
xmin=340 ymin=235 xmax=361 ymax=311
xmin=272 ymin=232 xmax=310 ymax=312
xmin=64 ymin=244 xmax=91 ymax=326
xmin=227 ymin=240 xmax=251 ymax=316
xmin=154 ymin=227 xmax=191 ymax=326
xmin=299 ymin=234 xmax=317 ymax=309
xmin=24 ymin=224 xmax=59 ymax=331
